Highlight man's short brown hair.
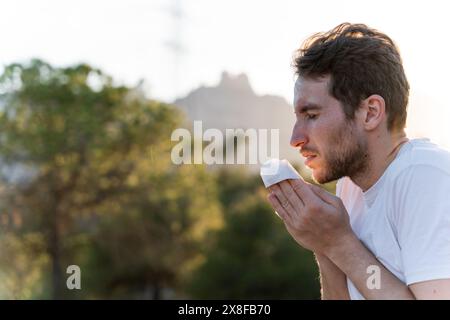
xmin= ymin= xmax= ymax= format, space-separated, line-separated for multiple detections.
xmin=293 ymin=23 xmax=409 ymax=131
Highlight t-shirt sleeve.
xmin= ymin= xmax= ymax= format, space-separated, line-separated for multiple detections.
xmin=393 ymin=164 xmax=450 ymax=285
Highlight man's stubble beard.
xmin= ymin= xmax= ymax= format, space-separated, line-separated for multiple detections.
xmin=313 ymin=120 xmax=370 ymax=184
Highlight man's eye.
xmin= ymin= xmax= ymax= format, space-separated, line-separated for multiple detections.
xmin=305 ymin=114 xmax=318 ymax=120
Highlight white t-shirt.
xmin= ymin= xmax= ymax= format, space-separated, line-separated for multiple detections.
xmin=336 ymin=138 xmax=450 ymax=300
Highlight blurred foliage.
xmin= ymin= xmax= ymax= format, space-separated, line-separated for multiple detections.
xmin=0 ymin=59 xmax=222 ymax=299
xmin=0 ymin=232 xmax=48 ymax=299
xmin=84 ymin=164 xmax=222 ymax=299
xmin=183 ymin=169 xmax=320 ymax=299
xmin=0 ymin=59 xmax=325 ymax=300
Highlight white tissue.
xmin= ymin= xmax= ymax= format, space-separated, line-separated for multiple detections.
xmin=260 ymin=158 xmax=301 ymax=188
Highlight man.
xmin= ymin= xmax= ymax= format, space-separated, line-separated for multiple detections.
xmin=266 ymin=23 xmax=450 ymax=299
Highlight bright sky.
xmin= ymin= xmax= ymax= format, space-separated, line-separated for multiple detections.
xmin=1 ymin=0 xmax=449 ymax=148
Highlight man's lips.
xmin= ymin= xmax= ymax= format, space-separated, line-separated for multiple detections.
xmin=304 ymin=155 xmax=317 ymax=166
xmin=301 ymin=152 xmax=318 ymax=166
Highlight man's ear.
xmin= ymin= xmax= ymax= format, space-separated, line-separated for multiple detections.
xmin=358 ymin=94 xmax=386 ymax=131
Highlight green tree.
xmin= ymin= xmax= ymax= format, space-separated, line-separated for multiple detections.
xmin=0 ymin=59 xmax=222 ymax=299
xmin=83 ymin=163 xmax=222 ymax=299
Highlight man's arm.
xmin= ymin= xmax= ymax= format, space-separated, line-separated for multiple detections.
xmin=410 ymin=280 xmax=450 ymax=300
xmin=315 ymin=253 xmax=350 ymax=300
xmin=268 ymin=180 xmax=415 ymax=299
xmin=320 ymin=236 xmax=450 ymax=300
xmin=325 ymin=232 xmax=415 ymax=299
xmin=320 ymin=212 xmax=450 ymax=300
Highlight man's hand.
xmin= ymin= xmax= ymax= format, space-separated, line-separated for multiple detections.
xmin=267 ymin=178 xmax=354 ymax=255
xmin=266 ymin=178 xmax=415 ymax=299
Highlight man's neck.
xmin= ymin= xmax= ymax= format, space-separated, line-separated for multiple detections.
xmin=350 ymin=130 xmax=409 ymax=192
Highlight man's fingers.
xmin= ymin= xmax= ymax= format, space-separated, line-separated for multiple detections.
xmin=288 ymin=178 xmax=317 ymax=205
xmin=308 ymin=183 xmax=335 ymax=205
xmin=279 ymin=180 xmax=305 ymax=210
xmin=267 ymin=193 xmax=292 ymax=224
xmin=269 ymin=184 xmax=296 ymax=222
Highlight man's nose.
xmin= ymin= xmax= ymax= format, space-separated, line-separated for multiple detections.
xmin=290 ymin=124 xmax=308 ymax=148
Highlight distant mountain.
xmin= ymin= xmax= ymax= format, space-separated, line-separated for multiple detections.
xmin=173 ymin=72 xmax=302 ymax=167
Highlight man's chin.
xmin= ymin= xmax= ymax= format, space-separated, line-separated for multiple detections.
xmin=311 ymin=167 xmax=336 ymax=184
xmin=311 ymin=168 xmax=325 ymax=184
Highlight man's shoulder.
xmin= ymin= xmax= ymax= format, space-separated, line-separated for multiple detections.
xmin=389 ymin=138 xmax=450 ymax=180
xmin=385 ymin=139 xmax=450 ymax=204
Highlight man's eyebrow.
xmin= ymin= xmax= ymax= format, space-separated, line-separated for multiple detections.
xmin=296 ymin=103 xmax=322 ymax=113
